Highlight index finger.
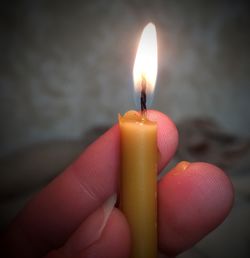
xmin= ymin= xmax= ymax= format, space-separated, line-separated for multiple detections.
xmin=2 ymin=110 xmax=178 ymax=257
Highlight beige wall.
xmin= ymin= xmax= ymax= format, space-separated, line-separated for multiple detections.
xmin=0 ymin=0 xmax=249 ymax=155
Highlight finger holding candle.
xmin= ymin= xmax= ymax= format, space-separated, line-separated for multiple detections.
xmin=1 ymin=110 xmax=178 ymax=258
xmin=44 ymin=162 xmax=233 ymax=258
xmin=158 ymin=162 xmax=234 ymax=256
xmin=146 ymin=110 xmax=178 ymax=170
xmin=77 ymin=208 xmax=130 ymax=258
xmin=1 ymin=120 xmax=234 ymax=258
xmin=45 ymin=204 xmax=130 ymax=258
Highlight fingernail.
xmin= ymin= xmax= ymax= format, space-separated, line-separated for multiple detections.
xmin=84 ymin=193 xmax=117 ymax=248
xmin=174 ymin=161 xmax=190 ymax=173
xmin=64 ymin=194 xmax=117 ymax=256
xmin=97 ymin=193 xmax=117 ymax=239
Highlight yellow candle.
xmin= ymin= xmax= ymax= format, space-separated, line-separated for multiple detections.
xmin=119 ymin=23 xmax=158 ymax=258
xmin=119 ymin=111 xmax=158 ymax=258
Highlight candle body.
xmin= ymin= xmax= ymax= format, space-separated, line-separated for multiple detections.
xmin=119 ymin=110 xmax=157 ymax=258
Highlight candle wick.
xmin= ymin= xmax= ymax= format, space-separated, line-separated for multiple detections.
xmin=140 ymin=76 xmax=147 ymax=115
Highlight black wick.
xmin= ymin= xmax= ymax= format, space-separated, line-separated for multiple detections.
xmin=140 ymin=76 xmax=147 ymax=114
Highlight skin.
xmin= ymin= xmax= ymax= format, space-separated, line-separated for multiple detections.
xmin=0 ymin=110 xmax=234 ymax=258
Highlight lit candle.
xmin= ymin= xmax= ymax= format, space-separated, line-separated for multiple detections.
xmin=119 ymin=23 xmax=158 ymax=258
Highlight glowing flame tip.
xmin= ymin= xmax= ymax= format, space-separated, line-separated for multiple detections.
xmin=133 ymin=22 xmax=158 ymax=108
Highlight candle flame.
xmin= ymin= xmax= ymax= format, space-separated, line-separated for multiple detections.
xmin=133 ymin=23 xmax=158 ymax=108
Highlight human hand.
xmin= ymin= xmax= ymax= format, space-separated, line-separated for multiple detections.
xmin=1 ymin=111 xmax=234 ymax=258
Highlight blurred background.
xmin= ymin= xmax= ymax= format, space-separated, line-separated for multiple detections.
xmin=0 ymin=0 xmax=250 ymax=257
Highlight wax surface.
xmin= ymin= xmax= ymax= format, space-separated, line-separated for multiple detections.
xmin=119 ymin=110 xmax=157 ymax=258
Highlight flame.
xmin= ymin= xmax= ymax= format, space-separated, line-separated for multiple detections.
xmin=133 ymin=23 xmax=158 ymax=99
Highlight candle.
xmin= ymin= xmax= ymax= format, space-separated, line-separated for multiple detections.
xmin=119 ymin=23 xmax=158 ymax=258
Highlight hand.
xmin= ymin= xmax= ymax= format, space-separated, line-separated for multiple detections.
xmin=1 ymin=111 xmax=234 ymax=258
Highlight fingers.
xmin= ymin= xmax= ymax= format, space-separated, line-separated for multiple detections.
xmin=158 ymin=162 xmax=234 ymax=256
xmin=3 ymin=110 xmax=178 ymax=257
xmin=147 ymin=110 xmax=178 ymax=170
xmin=74 ymin=208 xmax=130 ymax=258
xmin=45 ymin=207 xmax=130 ymax=258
